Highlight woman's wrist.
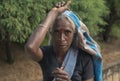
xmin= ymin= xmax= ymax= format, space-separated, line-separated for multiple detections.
xmin=42 ymin=10 xmax=58 ymax=28
xmin=48 ymin=9 xmax=59 ymax=17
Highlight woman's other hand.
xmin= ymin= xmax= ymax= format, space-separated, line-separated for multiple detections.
xmin=52 ymin=67 xmax=71 ymax=81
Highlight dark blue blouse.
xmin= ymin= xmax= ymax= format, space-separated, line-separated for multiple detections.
xmin=39 ymin=46 xmax=94 ymax=81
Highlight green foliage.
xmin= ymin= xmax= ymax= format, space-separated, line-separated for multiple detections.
xmin=0 ymin=0 xmax=110 ymax=44
xmin=114 ymin=0 xmax=120 ymax=16
xmin=111 ymin=0 xmax=120 ymax=38
xmin=107 ymin=0 xmax=120 ymax=17
xmin=110 ymin=21 xmax=120 ymax=38
xmin=70 ymin=0 xmax=109 ymax=36
xmin=105 ymin=0 xmax=120 ymax=39
xmin=0 ymin=0 xmax=46 ymax=43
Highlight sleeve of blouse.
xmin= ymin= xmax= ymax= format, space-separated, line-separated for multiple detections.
xmin=38 ymin=46 xmax=46 ymax=63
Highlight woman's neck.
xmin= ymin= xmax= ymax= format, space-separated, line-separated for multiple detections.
xmin=54 ymin=48 xmax=67 ymax=60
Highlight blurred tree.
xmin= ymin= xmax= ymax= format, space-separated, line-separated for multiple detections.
xmin=0 ymin=0 xmax=46 ymax=63
xmin=102 ymin=0 xmax=120 ymax=42
xmin=70 ymin=0 xmax=109 ymax=36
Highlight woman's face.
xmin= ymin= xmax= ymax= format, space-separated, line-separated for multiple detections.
xmin=51 ymin=17 xmax=75 ymax=52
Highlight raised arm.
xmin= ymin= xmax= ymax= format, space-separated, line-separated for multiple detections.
xmin=25 ymin=1 xmax=71 ymax=61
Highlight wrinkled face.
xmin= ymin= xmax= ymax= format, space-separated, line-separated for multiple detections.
xmin=51 ymin=17 xmax=75 ymax=52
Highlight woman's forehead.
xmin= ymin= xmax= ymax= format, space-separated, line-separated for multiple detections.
xmin=53 ymin=17 xmax=75 ymax=30
xmin=55 ymin=18 xmax=71 ymax=26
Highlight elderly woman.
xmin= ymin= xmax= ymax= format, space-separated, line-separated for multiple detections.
xmin=25 ymin=1 xmax=102 ymax=81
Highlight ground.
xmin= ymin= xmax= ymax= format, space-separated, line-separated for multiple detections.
xmin=0 ymin=39 xmax=120 ymax=81
xmin=0 ymin=43 xmax=42 ymax=81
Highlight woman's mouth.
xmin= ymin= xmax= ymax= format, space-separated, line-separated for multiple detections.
xmin=58 ymin=44 xmax=67 ymax=48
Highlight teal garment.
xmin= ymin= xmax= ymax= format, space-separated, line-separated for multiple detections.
xmin=62 ymin=10 xmax=102 ymax=81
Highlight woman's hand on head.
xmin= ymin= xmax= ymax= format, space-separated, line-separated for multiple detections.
xmin=51 ymin=1 xmax=71 ymax=15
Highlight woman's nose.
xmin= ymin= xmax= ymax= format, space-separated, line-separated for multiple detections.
xmin=59 ymin=33 xmax=65 ymax=41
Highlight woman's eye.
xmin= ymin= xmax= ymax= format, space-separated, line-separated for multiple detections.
xmin=65 ymin=30 xmax=71 ymax=35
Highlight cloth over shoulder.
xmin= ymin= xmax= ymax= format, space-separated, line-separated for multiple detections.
xmin=62 ymin=10 xmax=103 ymax=81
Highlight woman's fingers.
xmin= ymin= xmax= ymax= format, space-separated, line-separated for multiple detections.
xmin=64 ymin=0 xmax=71 ymax=9
xmin=55 ymin=1 xmax=66 ymax=8
xmin=53 ymin=67 xmax=66 ymax=74
xmin=55 ymin=1 xmax=71 ymax=8
xmin=55 ymin=2 xmax=61 ymax=8
xmin=52 ymin=67 xmax=70 ymax=81
xmin=52 ymin=1 xmax=71 ymax=15
xmin=61 ymin=1 xmax=66 ymax=6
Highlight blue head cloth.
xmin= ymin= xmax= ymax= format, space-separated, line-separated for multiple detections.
xmin=62 ymin=10 xmax=81 ymax=29
xmin=62 ymin=10 xmax=103 ymax=81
